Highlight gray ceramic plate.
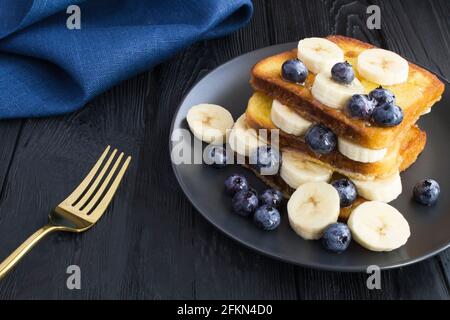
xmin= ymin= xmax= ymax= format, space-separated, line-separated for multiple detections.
xmin=170 ymin=42 xmax=449 ymax=272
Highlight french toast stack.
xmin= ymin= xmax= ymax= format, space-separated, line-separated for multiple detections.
xmin=230 ymin=35 xmax=445 ymax=219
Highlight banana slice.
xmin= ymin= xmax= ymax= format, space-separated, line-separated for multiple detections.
xmin=271 ymin=100 xmax=312 ymax=136
xmin=280 ymin=150 xmax=332 ymax=189
xmin=348 ymin=201 xmax=410 ymax=252
xmin=287 ymin=181 xmax=340 ymax=240
xmin=228 ymin=114 xmax=265 ymax=157
xmin=357 ymin=48 xmax=409 ymax=86
xmin=311 ymin=72 xmax=365 ymax=109
xmin=338 ymin=137 xmax=387 ymax=163
xmin=351 ymin=172 xmax=402 ymax=203
xmin=186 ymin=104 xmax=234 ymax=145
xmin=297 ymin=38 xmax=345 ymax=74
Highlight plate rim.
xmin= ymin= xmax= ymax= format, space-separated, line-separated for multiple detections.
xmin=169 ymin=42 xmax=450 ymax=272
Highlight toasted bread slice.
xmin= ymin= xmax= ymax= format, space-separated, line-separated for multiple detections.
xmin=245 ymin=92 xmax=426 ymax=180
xmin=250 ymin=35 xmax=444 ymax=149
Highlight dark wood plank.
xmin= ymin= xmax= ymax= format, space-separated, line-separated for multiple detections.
xmin=0 ymin=120 xmax=22 ymax=200
xmin=0 ymin=75 xmax=147 ymax=299
xmin=439 ymin=251 xmax=450 ymax=291
xmin=296 ymin=260 xmax=449 ymax=299
xmin=0 ymin=0 xmax=448 ymax=299
xmin=372 ymin=0 xmax=450 ymax=295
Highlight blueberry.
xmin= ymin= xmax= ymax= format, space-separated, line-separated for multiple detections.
xmin=281 ymin=59 xmax=308 ymax=83
xmin=249 ymin=146 xmax=281 ymax=175
xmin=346 ymin=94 xmax=375 ymax=120
xmin=322 ymin=223 xmax=352 ymax=253
xmin=331 ymin=62 xmax=355 ymax=84
xmin=248 ymin=187 xmax=258 ymax=198
xmin=369 ymin=86 xmax=396 ymax=106
xmin=305 ymin=124 xmax=337 ymax=154
xmin=413 ymin=179 xmax=440 ymax=206
xmin=259 ymin=189 xmax=283 ymax=207
xmin=224 ymin=174 xmax=249 ymax=195
xmin=253 ymin=205 xmax=281 ymax=230
xmin=331 ymin=179 xmax=358 ymax=207
xmin=372 ymin=102 xmax=403 ymax=127
xmin=232 ymin=190 xmax=259 ymax=217
xmin=204 ymin=145 xmax=228 ymax=168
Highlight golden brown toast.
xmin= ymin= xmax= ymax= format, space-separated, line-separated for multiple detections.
xmin=250 ymin=35 xmax=444 ymax=149
xmin=245 ymin=92 xmax=426 ymax=180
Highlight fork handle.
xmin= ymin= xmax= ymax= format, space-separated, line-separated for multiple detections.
xmin=0 ymin=224 xmax=60 ymax=280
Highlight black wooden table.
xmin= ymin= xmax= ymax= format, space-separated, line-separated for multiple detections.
xmin=0 ymin=0 xmax=449 ymax=299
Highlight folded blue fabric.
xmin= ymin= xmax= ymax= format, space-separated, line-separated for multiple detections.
xmin=0 ymin=0 xmax=253 ymax=119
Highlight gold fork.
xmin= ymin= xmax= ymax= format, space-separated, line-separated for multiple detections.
xmin=0 ymin=146 xmax=131 ymax=280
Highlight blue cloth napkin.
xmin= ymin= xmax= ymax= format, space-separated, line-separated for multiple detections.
xmin=0 ymin=0 xmax=253 ymax=119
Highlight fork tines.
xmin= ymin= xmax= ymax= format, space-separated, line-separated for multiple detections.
xmin=61 ymin=146 xmax=131 ymax=219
